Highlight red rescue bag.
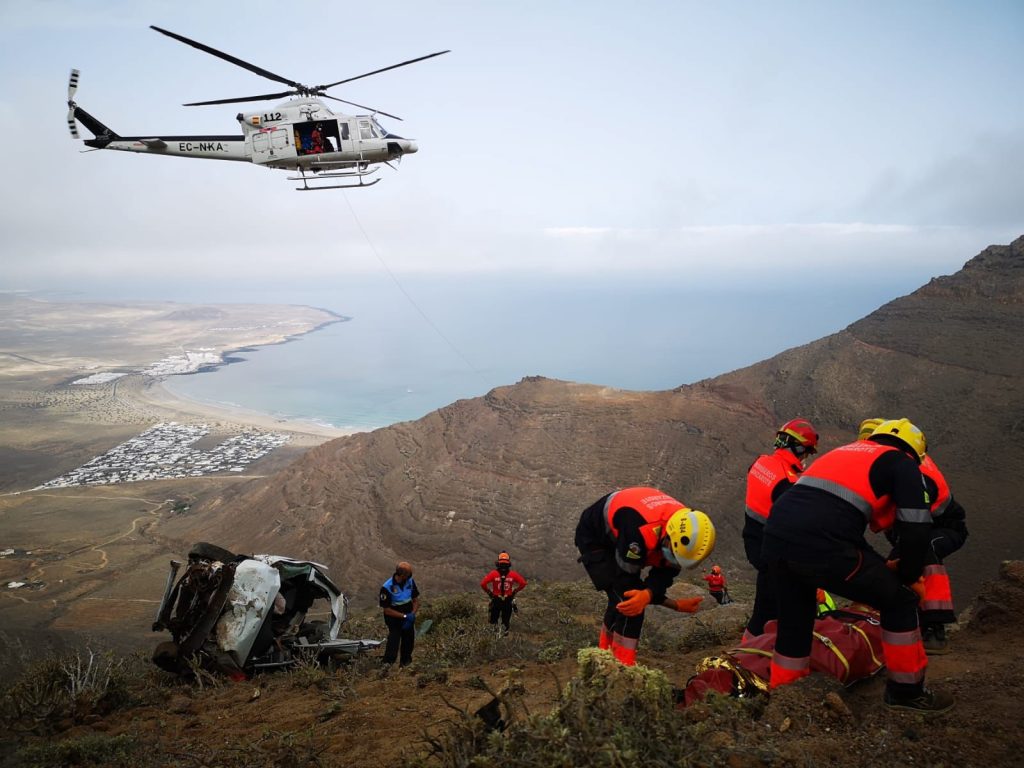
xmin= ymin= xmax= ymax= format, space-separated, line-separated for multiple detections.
xmin=681 ymin=605 xmax=884 ymax=706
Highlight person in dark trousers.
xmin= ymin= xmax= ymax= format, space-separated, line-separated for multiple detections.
xmin=480 ymin=551 xmax=527 ymax=635
xmin=575 ymin=486 xmax=714 ymax=665
xmin=763 ymin=418 xmax=954 ymax=713
xmin=379 ymin=561 xmax=420 ymax=667
xmin=743 ymin=418 xmax=819 ymax=641
xmin=703 ymin=565 xmax=728 ymax=604
xmin=858 ymin=418 xmax=969 ymax=654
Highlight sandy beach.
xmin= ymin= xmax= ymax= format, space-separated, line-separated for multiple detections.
xmin=133 ymin=375 xmax=359 ymax=443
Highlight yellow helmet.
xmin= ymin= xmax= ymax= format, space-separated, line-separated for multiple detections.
xmin=858 ymin=418 xmax=886 ymax=441
xmin=664 ymin=508 xmax=716 ymax=569
xmin=869 ymin=418 xmax=927 ymax=461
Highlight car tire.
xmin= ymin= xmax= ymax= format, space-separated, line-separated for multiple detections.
xmin=152 ymin=640 xmax=181 ymax=673
xmin=188 ymin=542 xmax=236 ymax=563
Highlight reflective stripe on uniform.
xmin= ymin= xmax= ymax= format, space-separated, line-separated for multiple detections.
xmin=881 ymin=627 xmax=927 ymax=685
xmin=921 ymin=564 xmax=954 ymax=612
xmin=896 ymin=506 xmax=932 ymax=524
xmin=612 ymin=632 xmax=639 ymax=650
xmin=745 ymin=505 xmax=766 ymax=522
xmin=769 ymin=652 xmax=811 ymax=689
xmin=795 ymin=475 xmax=872 ymax=519
xmin=602 ymin=491 xmax=619 ymax=536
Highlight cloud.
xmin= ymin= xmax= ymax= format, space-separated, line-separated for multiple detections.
xmin=859 ymin=133 xmax=1024 ymax=228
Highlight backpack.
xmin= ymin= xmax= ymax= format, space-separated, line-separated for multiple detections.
xmin=682 ymin=605 xmax=884 ymax=706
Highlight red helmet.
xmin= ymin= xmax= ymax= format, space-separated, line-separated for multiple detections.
xmin=711 ymin=565 xmax=721 ymax=574
xmin=496 ymin=551 xmax=511 ymax=567
xmin=775 ymin=419 xmax=819 ymax=455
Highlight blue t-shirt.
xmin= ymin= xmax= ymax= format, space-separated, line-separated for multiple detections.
xmin=379 ymin=575 xmax=419 ymax=610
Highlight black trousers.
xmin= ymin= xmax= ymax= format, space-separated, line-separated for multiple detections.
xmin=383 ymin=615 xmax=415 ymax=666
xmin=579 ymin=548 xmax=646 ymax=643
xmin=744 ymin=517 xmax=777 ymax=635
xmin=489 ymin=596 xmax=514 ymax=629
xmin=766 ymin=537 xmax=922 ymax=694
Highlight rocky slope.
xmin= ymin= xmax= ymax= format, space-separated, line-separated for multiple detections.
xmin=163 ymin=236 xmax=1024 ymax=608
xmin=4 ymin=562 xmax=1023 ymax=768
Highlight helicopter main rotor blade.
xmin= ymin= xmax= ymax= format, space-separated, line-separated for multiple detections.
xmin=321 ymin=95 xmax=403 ymax=121
xmin=316 ymin=50 xmax=450 ymax=90
xmin=151 ymin=25 xmax=304 ymax=89
xmin=183 ymin=91 xmax=299 ymax=107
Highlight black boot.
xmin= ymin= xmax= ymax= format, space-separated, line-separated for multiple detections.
xmin=884 ymin=686 xmax=954 ymax=714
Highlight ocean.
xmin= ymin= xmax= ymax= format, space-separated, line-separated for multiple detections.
xmin=153 ymin=273 xmax=885 ymax=431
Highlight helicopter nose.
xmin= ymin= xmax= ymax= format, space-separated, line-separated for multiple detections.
xmin=401 ymin=140 xmax=418 ymax=154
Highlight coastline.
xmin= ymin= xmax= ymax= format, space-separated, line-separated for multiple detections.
xmin=139 ymin=376 xmax=360 ymax=443
xmin=0 ymin=298 xmax=363 ymax=457
xmin=140 ymin=312 xmax=360 ymax=443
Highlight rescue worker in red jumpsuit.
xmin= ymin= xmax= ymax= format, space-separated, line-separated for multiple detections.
xmin=742 ymin=419 xmax=819 ymax=641
xmin=702 ymin=565 xmax=728 ymax=604
xmin=763 ymin=419 xmax=954 ymax=713
xmin=575 ymin=486 xmax=715 ymax=665
xmin=858 ymin=418 xmax=969 ymax=654
xmin=480 ymin=551 xmax=527 ymax=635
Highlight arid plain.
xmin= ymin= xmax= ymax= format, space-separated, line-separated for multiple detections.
xmin=0 ymin=295 xmax=351 ymax=674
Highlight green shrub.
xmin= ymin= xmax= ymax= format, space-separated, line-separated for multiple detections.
xmin=17 ymin=733 xmax=138 ymax=768
xmin=1 ymin=648 xmax=136 ymax=733
xmin=422 ymin=648 xmax=759 ymax=767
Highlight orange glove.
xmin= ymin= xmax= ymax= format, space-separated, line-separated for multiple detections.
xmin=665 ymin=596 xmax=703 ymax=613
xmin=616 ymin=589 xmax=652 ymax=617
xmin=910 ymin=577 xmax=926 ymax=601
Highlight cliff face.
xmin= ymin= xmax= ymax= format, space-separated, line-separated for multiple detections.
xmin=165 ymin=236 xmax=1024 ymax=607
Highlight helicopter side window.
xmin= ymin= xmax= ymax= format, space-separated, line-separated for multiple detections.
xmin=339 ymin=122 xmax=350 ymax=141
xmin=358 ymin=120 xmax=375 ymax=140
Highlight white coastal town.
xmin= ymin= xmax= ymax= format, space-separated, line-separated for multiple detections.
xmin=37 ymin=422 xmax=289 ymax=488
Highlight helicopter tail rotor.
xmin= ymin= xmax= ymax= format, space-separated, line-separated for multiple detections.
xmin=67 ymin=69 xmax=80 ymax=138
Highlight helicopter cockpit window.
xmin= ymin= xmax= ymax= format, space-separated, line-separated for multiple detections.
xmin=371 ymin=118 xmax=389 ymax=138
xmin=358 ymin=119 xmax=377 ymax=140
xmin=294 ymin=120 xmax=341 ymax=156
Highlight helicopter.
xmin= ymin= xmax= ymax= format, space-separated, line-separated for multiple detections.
xmin=67 ymin=26 xmax=448 ymax=190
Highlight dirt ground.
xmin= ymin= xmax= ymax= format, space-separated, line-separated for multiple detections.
xmin=5 ymin=563 xmax=1022 ymax=768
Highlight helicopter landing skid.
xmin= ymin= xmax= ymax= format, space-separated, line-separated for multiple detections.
xmin=290 ymin=165 xmax=381 ymax=191
xmin=294 ymin=177 xmax=381 ymax=191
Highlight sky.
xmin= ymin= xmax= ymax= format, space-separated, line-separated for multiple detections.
xmin=1 ymin=1 xmax=1023 ymax=330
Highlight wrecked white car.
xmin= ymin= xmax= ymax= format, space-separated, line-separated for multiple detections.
xmin=152 ymin=542 xmax=380 ymax=677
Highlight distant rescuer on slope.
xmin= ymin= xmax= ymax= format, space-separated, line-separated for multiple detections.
xmin=702 ymin=564 xmax=729 ymax=604
xmin=743 ymin=418 xmax=819 ymax=641
xmin=763 ymin=419 xmax=954 ymax=713
xmin=575 ymin=486 xmax=715 ymax=665
xmin=379 ymin=561 xmax=420 ymax=668
xmin=858 ymin=418 xmax=969 ymax=655
xmin=481 ymin=550 xmax=527 ymax=636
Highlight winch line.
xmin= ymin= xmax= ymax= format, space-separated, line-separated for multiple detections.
xmin=340 ymin=194 xmax=573 ymax=463
xmin=342 ymin=193 xmax=482 ymax=379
